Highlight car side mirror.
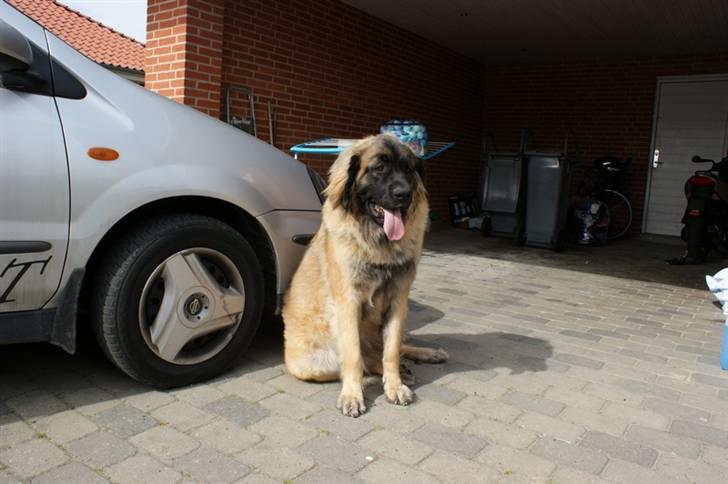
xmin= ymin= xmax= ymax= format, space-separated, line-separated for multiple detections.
xmin=0 ymin=20 xmax=32 ymax=74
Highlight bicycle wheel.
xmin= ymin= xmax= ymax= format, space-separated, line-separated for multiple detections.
xmin=599 ymin=189 xmax=632 ymax=239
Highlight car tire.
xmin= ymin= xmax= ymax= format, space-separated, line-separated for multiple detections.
xmin=92 ymin=214 xmax=264 ymax=388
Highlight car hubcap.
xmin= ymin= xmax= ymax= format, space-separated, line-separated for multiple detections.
xmin=138 ymin=248 xmax=245 ymax=365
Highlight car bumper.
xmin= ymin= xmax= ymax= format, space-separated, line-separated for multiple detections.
xmin=256 ymin=209 xmax=321 ymax=297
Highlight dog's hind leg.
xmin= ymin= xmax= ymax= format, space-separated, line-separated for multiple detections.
xmin=285 ymin=346 xmax=340 ymax=382
xmin=401 ymin=344 xmax=449 ymax=364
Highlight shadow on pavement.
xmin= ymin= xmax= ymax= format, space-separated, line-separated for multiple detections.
xmin=424 ymin=228 xmax=727 ymax=290
xmin=0 ymin=299 xmax=547 ymax=421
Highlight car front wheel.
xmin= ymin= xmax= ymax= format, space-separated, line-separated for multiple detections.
xmin=92 ymin=214 xmax=264 ymax=388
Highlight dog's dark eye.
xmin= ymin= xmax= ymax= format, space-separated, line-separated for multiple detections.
xmin=372 ymin=164 xmax=386 ymax=175
xmin=379 ymin=154 xmax=390 ymax=163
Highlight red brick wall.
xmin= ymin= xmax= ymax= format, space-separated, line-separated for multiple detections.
xmin=220 ymin=0 xmax=483 ymax=218
xmin=481 ymin=54 xmax=728 ymax=233
xmin=146 ymin=0 xmax=224 ymax=117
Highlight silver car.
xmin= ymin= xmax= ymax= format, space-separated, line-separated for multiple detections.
xmin=0 ymin=3 xmax=323 ymax=387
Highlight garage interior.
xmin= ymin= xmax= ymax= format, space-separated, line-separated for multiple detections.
xmin=144 ymin=0 xmax=728 ymax=241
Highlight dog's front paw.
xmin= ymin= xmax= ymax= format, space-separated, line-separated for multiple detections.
xmin=384 ymin=383 xmax=414 ymax=406
xmin=337 ymin=390 xmax=367 ymax=417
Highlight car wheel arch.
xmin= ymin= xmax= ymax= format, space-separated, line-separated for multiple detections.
xmin=76 ymin=196 xmax=279 ymax=337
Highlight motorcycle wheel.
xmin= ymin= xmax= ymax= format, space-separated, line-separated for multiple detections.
xmin=686 ymin=217 xmax=708 ymax=263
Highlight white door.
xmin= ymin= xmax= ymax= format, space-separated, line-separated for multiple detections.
xmin=645 ymin=78 xmax=728 ymax=235
xmin=0 ymin=19 xmax=69 ymax=312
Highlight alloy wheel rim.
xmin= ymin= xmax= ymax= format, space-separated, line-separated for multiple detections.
xmin=138 ymin=247 xmax=245 ymax=365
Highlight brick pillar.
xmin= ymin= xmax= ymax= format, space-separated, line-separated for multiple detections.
xmin=145 ymin=0 xmax=224 ymax=118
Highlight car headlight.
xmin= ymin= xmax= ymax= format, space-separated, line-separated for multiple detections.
xmin=307 ymin=166 xmax=327 ymax=204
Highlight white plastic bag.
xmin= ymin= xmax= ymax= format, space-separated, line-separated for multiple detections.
xmin=706 ymin=268 xmax=728 ymax=314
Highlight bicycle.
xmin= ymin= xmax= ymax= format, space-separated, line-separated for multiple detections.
xmin=573 ymin=156 xmax=633 ymax=241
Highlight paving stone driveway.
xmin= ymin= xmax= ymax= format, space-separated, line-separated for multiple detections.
xmin=2 ymin=229 xmax=728 ymax=484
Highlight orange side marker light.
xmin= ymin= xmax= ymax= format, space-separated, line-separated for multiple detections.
xmin=87 ymin=147 xmax=119 ymax=161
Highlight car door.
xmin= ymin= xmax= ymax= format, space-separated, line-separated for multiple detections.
xmin=0 ymin=12 xmax=69 ymax=312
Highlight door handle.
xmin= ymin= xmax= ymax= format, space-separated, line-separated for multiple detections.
xmin=653 ymin=149 xmax=662 ymax=168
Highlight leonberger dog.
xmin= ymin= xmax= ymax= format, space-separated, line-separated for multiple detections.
xmin=282 ymin=134 xmax=448 ymax=417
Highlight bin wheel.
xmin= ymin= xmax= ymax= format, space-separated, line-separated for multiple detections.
xmin=513 ymin=222 xmax=525 ymax=246
xmin=481 ymin=217 xmax=492 ymax=237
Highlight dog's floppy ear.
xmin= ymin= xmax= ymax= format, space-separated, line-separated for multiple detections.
xmin=341 ymin=154 xmax=360 ymax=211
xmin=414 ymin=157 xmax=425 ymax=180
xmin=324 ymin=152 xmax=361 ymax=210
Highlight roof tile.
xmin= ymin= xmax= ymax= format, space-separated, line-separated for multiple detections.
xmin=7 ymin=0 xmax=144 ymax=72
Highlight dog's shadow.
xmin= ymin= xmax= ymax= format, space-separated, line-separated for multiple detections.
xmin=362 ymin=299 xmax=555 ymax=403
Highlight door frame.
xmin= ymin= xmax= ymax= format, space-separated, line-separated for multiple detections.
xmin=641 ymin=73 xmax=728 ymax=234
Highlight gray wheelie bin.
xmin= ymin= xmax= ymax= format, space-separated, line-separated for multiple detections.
xmin=523 ymin=152 xmax=571 ymax=250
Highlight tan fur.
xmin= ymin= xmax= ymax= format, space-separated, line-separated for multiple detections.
xmin=282 ymin=134 xmax=447 ymax=417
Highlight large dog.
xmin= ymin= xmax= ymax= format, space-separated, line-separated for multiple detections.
xmin=282 ymin=134 xmax=448 ymax=417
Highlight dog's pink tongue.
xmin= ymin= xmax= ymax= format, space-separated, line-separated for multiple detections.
xmin=383 ymin=208 xmax=405 ymax=241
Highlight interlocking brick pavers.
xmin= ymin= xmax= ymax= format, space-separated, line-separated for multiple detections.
xmin=670 ymin=420 xmax=728 ymax=447
xmin=32 ymin=410 xmax=98 ymax=443
xmin=248 ymin=416 xmax=318 ymax=448
xmin=358 ymin=430 xmax=433 ymax=465
xmin=412 ymin=423 xmax=488 ymax=458
xmin=530 ymin=436 xmax=608 ymax=474
xmin=465 ymin=417 xmax=538 ymax=449
xmin=356 ymin=458 xmax=439 ymax=484
xmin=561 ymin=407 xmax=630 ymax=436
xmin=104 ymin=454 xmax=180 ymax=484
xmin=0 ymin=438 xmax=68 ymax=479
xmin=5 ymin=391 xmax=67 ymax=422
xmin=601 ymin=459 xmax=684 ymax=484
xmin=580 ymin=430 xmax=659 ymax=467
xmin=91 ymin=403 xmax=158 ymax=439
xmin=258 ymin=392 xmax=322 ymax=419
xmin=124 ymin=390 xmax=174 ymax=412
xmin=32 ymin=461 xmax=108 ymax=484
xmin=149 ymin=401 xmax=215 ymax=431
xmin=5 ymin=231 xmax=728 ymax=483
xmin=190 ymin=419 xmax=261 ymax=454
xmin=307 ymin=409 xmax=377 ymax=440
xmin=419 ymin=450 xmax=499 ymax=484
xmin=204 ymin=397 xmax=269 ymax=427
xmin=236 ymin=444 xmax=315 ymax=480
xmin=65 ymin=431 xmax=135 ymax=468
xmin=128 ymin=425 xmax=199 ymax=460
xmin=408 ymin=399 xmax=473 ymax=429
xmin=499 ymin=390 xmax=565 ymax=416
xmin=0 ymin=414 xmax=34 ymax=447
xmin=456 ymin=395 xmax=523 ymax=422
xmin=642 ymin=397 xmax=712 ymax=423
xmin=58 ymin=387 xmax=120 ymax=417
xmin=624 ymin=425 xmax=702 ymax=458
xmin=216 ymin=377 xmax=279 ymax=402
xmin=413 ymin=383 xmax=468 ymax=405
xmin=516 ymin=411 xmax=586 ymax=441
xmin=296 ymin=465 xmax=365 ymax=483
xmin=656 ymin=452 xmax=728 ymax=484
xmin=297 ymin=435 xmax=372 ymax=473
xmin=600 ymin=402 xmax=669 ymax=430
xmin=173 ymin=447 xmax=250 ymax=483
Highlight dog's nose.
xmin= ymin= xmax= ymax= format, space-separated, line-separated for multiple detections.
xmin=392 ymin=185 xmax=412 ymax=205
